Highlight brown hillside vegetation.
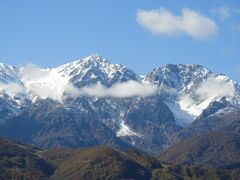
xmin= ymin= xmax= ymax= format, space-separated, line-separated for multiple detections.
xmin=1 ymin=136 xmax=240 ymax=180
xmin=159 ymin=119 xmax=240 ymax=169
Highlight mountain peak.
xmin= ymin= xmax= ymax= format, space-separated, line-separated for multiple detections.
xmin=0 ymin=63 xmax=20 ymax=84
xmin=55 ymin=54 xmax=139 ymax=88
xmin=160 ymin=63 xmax=210 ymax=73
xmin=83 ymin=53 xmax=102 ymax=61
xmin=145 ymin=63 xmax=212 ymax=86
xmin=0 ymin=63 xmax=18 ymax=72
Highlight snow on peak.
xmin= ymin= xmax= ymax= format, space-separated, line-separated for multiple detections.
xmin=0 ymin=56 xmax=239 ymax=126
xmin=0 ymin=54 xmax=141 ymax=102
xmin=144 ymin=63 xmax=240 ymax=125
xmin=0 ymin=63 xmax=21 ymax=84
xmin=56 ymin=54 xmax=139 ymax=88
xmin=179 ymin=78 xmax=236 ymax=118
xmin=144 ymin=63 xmax=211 ymax=91
xmin=82 ymin=53 xmax=102 ymax=61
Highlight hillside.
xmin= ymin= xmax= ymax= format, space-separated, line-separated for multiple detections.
xmin=159 ymin=117 xmax=240 ymax=169
xmin=0 ymin=137 xmax=55 ymax=179
xmin=1 ymin=136 xmax=240 ymax=180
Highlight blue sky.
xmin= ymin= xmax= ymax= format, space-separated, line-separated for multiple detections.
xmin=1 ymin=0 xmax=240 ymax=81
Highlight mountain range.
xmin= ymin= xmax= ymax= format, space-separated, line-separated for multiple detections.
xmin=0 ymin=54 xmax=240 ymax=172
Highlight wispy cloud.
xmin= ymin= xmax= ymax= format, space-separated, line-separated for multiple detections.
xmin=0 ymin=65 xmax=158 ymax=100
xmin=196 ymin=78 xmax=235 ymax=99
xmin=20 ymin=64 xmax=69 ymax=100
xmin=0 ymin=82 xmax=25 ymax=97
xmin=231 ymin=23 xmax=240 ymax=33
xmin=136 ymin=8 xmax=218 ymax=40
xmin=175 ymin=78 xmax=235 ymax=117
xmin=211 ymin=6 xmax=230 ymax=21
xmin=66 ymin=80 xmax=158 ymax=98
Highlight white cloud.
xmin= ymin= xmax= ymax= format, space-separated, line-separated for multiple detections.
xmin=211 ymin=6 xmax=230 ymax=21
xmin=136 ymin=8 xmax=218 ymax=40
xmin=196 ymin=78 xmax=235 ymax=99
xmin=175 ymin=78 xmax=235 ymax=118
xmin=16 ymin=65 xmax=158 ymax=100
xmin=0 ymin=82 xmax=25 ymax=97
xmin=178 ymin=93 xmax=195 ymax=107
xmin=20 ymin=64 xmax=70 ymax=101
xmin=66 ymin=80 xmax=158 ymax=98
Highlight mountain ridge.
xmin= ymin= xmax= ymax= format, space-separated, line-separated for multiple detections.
xmin=0 ymin=54 xmax=240 ymax=154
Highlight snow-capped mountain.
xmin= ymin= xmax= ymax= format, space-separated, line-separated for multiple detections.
xmin=0 ymin=55 xmax=239 ymax=153
xmin=0 ymin=63 xmax=20 ymax=84
xmin=0 ymin=64 xmax=29 ymax=123
xmin=144 ymin=64 xmax=240 ymax=125
xmin=0 ymin=54 xmax=140 ymax=102
xmin=56 ymin=54 xmax=140 ymax=88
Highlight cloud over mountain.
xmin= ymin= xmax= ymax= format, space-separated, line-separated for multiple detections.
xmin=0 ymin=64 xmax=158 ymax=100
xmin=66 ymin=80 xmax=158 ymax=98
xmin=196 ymin=78 xmax=235 ymax=99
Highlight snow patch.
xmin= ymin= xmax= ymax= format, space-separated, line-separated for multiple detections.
xmin=169 ymin=76 xmax=237 ymax=122
xmin=117 ymin=121 xmax=142 ymax=137
xmin=166 ymin=102 xmax=195 ymax=126
xmin=178 ymin=96 xmax=215 ymax=117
